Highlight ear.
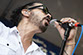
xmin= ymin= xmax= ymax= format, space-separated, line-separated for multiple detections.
xmin=21 ymin=9 xmax=30 ymax=17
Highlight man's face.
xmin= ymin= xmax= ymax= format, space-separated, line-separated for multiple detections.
xmin=28 ymin=3 xmax=52 ymax=33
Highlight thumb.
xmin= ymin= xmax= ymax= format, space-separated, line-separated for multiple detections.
xmin=54 ymin=21 xmax=62 ymax=30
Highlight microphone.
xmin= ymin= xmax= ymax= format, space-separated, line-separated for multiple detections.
xmin=50 ymin=19 xmax=82 ymax=55
xmin=50 ymin=19 xmax=82 ymax=28
xmin=50 ymin=19 xmax=62 ymax=27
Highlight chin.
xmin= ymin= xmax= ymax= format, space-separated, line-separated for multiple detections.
xmin=36 ymin=22 xmax=48 ymax=34
xmin=35 ymin=27 xmax=47 ymax=34
xmin=39 ymin=26 xmax=47 ymax=33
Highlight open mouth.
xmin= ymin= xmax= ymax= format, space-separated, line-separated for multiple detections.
xmin=43 ymin=16 xmax=51 ymax=26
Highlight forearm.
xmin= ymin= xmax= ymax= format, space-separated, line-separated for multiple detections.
xmin=63 ymin=40 xmax=75 ymax=55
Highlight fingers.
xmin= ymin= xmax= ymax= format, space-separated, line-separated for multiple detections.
xmin=54 ymin=17 xmax=77 ymax=32
xmin=54 ymin=17 xmax=77 ymax=31
xmin=60 ymin=17 xmax=77 ymax=40
xmin=60 ymin=17 xmax=77 ymax=24
xmin=54 ymin=20 xmax=62 ymax=29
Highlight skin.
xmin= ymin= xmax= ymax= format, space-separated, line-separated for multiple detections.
xmin=17 ymin=3 xmax=77 ymax=55
xmin=55 ymin=17 xmax=77 ymax=55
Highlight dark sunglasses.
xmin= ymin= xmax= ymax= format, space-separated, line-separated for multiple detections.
xmin=28 ymin=5 xmax=49 ymax=14
xmin=28 ymin=5 xmax=53 ymax=20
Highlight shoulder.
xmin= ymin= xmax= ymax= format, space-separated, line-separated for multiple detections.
xmin=0 ymin=21 xmax=11 ymax=38
xmin=25 ymin=41 xmax=46 ymax=55
xmin=31 ymin=42 xmax=46 ymax=55
xmin=0 ymin=21 xmax=10 ymax=29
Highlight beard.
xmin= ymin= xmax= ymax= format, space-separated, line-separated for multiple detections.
xmin=39 ymin=20 xmax=47 ymax=33
xmin=29 ymin=14 xmax=48 ymax=33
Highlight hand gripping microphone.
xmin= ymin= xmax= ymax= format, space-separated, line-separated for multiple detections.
xmin=50 ymin=19 xmax=82 ymax=29
xmin=50 ymin=19 xmax=82 ymax=55
xmin=50 ymin=19 xmax=72 ymax=30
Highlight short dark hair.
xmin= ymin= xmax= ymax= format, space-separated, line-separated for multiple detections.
xmin=10 ymin=1 xmax=42 ymax=26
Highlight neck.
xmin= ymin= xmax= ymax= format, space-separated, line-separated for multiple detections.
xmin=17 ymin=18 xmax=40 ymax=52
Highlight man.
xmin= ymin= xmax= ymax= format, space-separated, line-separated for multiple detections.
xmin=0 ymin=1 xmax=77 ymax=55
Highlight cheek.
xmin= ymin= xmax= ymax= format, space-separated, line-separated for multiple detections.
xmin=29 ymin=11 xmax=46 ymax=25
xmin=29 ymin=12 xmax=41 ymax=25
xmin=30 ymin=13 xmax=41 ymax=21
xmin=31 ymin=14 xmax=40 ymax=22
xmin=32 ymin=10 xmax=45 ymax=20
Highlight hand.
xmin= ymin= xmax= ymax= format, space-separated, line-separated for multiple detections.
xmin=54 ymin=17 xmax=77 ymax=43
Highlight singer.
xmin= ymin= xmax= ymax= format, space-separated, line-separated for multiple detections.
xmin=0 ymin=1 xmax=77 ymax=55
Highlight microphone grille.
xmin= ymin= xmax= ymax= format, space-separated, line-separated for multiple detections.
xmin=50 ymin=19 xmax=57 ymax=27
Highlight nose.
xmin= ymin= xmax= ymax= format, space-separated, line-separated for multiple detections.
xmin=46 ymin=14 xmax=53 ymax=20
xmin=47 ymin=14 xmax=52 ymax=18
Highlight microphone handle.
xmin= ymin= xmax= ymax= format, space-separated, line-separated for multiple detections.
xmin=59 ymin=22 xmax=72 ymax=55
xmin=59 ymin=27 xmax=71 ymax=55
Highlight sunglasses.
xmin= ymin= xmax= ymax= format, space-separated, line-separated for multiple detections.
xmin=28 ymin=5 xmax=49 ymax=14
xmin=28 ymin=5 xmax=53 ymax=20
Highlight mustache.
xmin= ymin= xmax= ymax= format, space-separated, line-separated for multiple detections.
xmin=41 ymin=16 xmax=51 ymax=22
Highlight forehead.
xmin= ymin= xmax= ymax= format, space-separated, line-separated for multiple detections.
xmin=33 ymin=3 xmax=43 ymax=6
xmin=30 ymin=3 xmax=46 ymax=15
xmin=28 ymin=3 xmax=43 ymax=9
